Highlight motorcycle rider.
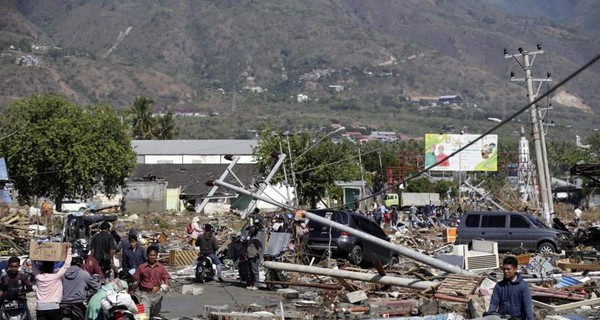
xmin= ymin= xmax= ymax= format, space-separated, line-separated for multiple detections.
xmin=0 ymin=256 xmax=33 ymax=320
xmin=74 ymin=239 xmax=105 ymax=283
xmin=196 ymin=224 xmax=224 ymax=282
xmin=61 ymin=251 xmax=100 ymax=319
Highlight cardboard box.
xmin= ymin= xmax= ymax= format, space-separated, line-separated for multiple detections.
xmin=443 ymin=227 xmax=457 ymax=243
xmin=29 ymin=240 xmax=67 ymax=261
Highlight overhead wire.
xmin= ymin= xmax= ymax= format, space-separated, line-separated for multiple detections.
xmin=350 ymin=53 xmax=600 ymax=206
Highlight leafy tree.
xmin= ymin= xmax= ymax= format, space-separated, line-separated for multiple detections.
xmin=358 ymin=141 xmax=401 ymax=193
xmin=155 ymin=111 xmax=179 ymax=140
xmin=129 ymin=96 xmax=156 ymax=140
xmin=406 ymin=177 xmax=435 ymax=193
xmin=254 ymin=129 xmax=359 ymax=208
xmin=0 ymin=93 xmax=136 ymax=211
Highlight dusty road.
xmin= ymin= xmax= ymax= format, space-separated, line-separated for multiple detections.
xmin=162 ymin=277 xmax=283 ymax=319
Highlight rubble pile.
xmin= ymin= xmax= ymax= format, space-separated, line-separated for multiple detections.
xmin=6 ymin=206 xmax=600 ymax=319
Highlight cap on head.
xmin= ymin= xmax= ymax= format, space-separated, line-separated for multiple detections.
xmin=192 ymin=217 xmax=200 ymax=223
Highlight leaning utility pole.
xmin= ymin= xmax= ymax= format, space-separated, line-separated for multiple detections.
xmin=505 ymin=45 xmax=553 ymax=225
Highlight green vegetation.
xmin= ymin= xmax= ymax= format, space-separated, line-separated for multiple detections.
xmin=128 ymin=96 xmax=179 ymax=140
xmin=0 ymin=93 xmax=136 ymax=211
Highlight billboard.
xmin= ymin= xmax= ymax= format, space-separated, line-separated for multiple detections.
xmin=424 ymin=134 xmax=498 ymax=172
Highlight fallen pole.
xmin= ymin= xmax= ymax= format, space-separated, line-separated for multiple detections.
xmin=264 ymin=280 xmax=343 ymax=290
xmin=212 ymin=179 xmax=475 ymax=276
xmin=263 ymin=261 xmax=440 ymax=290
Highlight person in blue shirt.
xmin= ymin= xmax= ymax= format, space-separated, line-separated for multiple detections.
xmin=122 ymin=234 xmax=147 ymax=275
xmin=482 ymin=256 xmax=534 ymax=320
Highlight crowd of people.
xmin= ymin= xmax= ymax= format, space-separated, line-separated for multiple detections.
xmin=0 ymin=220 xmax=172 ymax=320
xmin=362 ymin=202 xmax=461 ymax=230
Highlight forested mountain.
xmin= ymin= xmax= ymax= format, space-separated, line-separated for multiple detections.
xmin=1 ymin=0 xmax=598 ymax=138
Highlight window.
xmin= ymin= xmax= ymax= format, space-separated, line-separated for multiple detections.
xmin=481 ymin=215 xmax=506 ymax=228
xmin=465 ymin=214 xmax=480 ymax=227
xmin=510 ymin=215 xmax=530 ymax=228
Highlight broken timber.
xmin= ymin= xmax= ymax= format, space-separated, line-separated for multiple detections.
xmin=532 ymin=297 xmax=600 ymax=312
xmin=263 ymin=261 xmax=440 ymax=290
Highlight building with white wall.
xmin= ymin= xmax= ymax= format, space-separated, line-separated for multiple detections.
xmin=128 ymin=140 xmax=283 ymax=214
xmin=132 ymin=140 xmax=257 ymax=164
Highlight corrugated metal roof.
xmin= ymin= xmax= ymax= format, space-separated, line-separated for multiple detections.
xmin=131 ymin=140 xmax=258 ymax=156
xmin=0 ymin=158 xmax=9 ymax=180
xmin=555 ymin=276 xmax=582 ymax=289
xmin=130 ymin=163 xmax=259 ymax=195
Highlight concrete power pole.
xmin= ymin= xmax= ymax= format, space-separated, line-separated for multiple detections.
xmin=505 ymin=46 xmax=553 ymax=225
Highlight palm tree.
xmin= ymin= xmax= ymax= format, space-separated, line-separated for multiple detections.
xmin=129 ymin=96 xmax=155 ymax=140
xmin=155 ymin=111 xmax=179 ymax=140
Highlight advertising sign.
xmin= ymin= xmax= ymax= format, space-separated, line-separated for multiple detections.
xmin=424 ymin=134 xmax=498 ymax=172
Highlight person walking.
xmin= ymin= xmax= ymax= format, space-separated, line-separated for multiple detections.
xmin=189 ymin=217 xmax=203 ymax=245
xmin=390 ymin=207 xmax=398 ymax=227
xmin=89 ymin=222 xmax=116 ymax=280
xmin=33 ymin=243 xmax=72 ymax=320
xmin=196 ymin=224 xmax=224 ymax=282
xmin=122 ymin=234 xmax=147 ymax=275
xmin=134 ymin=246 xmax=171 ymax=319
xmin=574 ymin=206 xmax=583 ymax=226
xmin=245 ymin=226 xmax=263 ymax=291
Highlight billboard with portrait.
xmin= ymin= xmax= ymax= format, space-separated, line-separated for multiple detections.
xmin=424 ymin=134 xmax=498 ymax=172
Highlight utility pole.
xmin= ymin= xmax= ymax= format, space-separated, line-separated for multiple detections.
xmin=358 ymin=145 xmax=366 ymax=211
xmin=505 ymin=45 xmax=553 ymax=225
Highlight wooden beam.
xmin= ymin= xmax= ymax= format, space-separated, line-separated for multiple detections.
xmin=532 ymin=297 xmax=600 ymax=312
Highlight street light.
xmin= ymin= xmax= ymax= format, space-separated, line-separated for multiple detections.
xmin=289 ymin=127 xmax=345 ymax=206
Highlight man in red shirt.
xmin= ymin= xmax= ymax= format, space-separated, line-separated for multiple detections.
xmin=134 ymin=246 xmax=171 ymax=318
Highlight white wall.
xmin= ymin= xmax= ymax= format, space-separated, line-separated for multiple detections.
xmin=142 ymin=155 xmax=256 ymax=164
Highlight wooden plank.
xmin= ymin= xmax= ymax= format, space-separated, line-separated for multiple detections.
xmin=334 ymin=277 xmax=357 ymax=292
xmin=532 ymin=297 xmax=600 ymax=312
xmin=167 ymin=250 xmax=197 ymax=266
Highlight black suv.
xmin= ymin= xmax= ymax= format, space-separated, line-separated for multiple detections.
xmin=306 ymin=209 xmax=398 ymax=266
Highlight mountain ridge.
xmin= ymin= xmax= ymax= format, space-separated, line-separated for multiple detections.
xmin=0 ymin=0 xmax=598 ymax=138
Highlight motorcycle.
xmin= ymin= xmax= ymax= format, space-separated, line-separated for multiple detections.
xmin=263 ymin=253 xmax=289 ymax=291
xmin=0 ymin=289 xmax=29 ymax=320
xmin=101 ymin=291 xmax=139 ymax=320
xmin=59 ymin=302 xmax=85 ymax=320
xmin=195 ymin=253 xmax=217 ymax=283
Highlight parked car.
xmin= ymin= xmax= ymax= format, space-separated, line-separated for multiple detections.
xmin=456 ymin=211 xmax=574 ymax=254
xmin=52 ymin=200 xmax=89 ymax=212
xmin=306 ymin=209 xmax=398 ymax=266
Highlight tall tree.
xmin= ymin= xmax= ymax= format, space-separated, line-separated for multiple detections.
xmin=155 ymin=111 xmax=179 ymax=140
xmin=0 ymin=93 xmax=136 ymax=211
xmin=254 ymin=129 xmax=359 ymax=208
xmin=129 ymin=96 xmax=156 ymax=140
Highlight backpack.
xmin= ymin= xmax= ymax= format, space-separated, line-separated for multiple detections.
xmin=246 ymin=238 xmax=262 ymax=259
xmin=186 ymin=223 xmax=193 ymax=234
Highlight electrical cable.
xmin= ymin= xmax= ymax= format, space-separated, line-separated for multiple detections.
xmin=349 ymin=53 xmax=600 ymax=206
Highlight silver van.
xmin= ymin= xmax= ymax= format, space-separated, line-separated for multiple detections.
xmin=456 ymin=211 xmax=573 ymax=254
